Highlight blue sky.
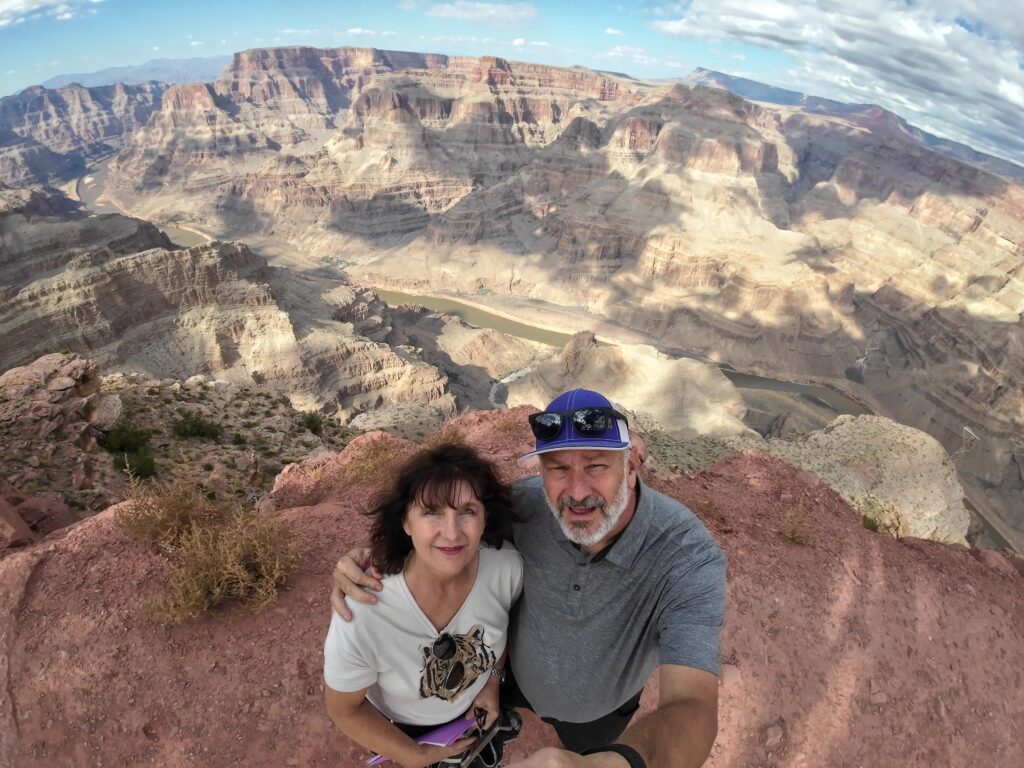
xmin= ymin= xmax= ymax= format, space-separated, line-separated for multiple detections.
xmin=1 ymin=1 xmax=1023 ymax=165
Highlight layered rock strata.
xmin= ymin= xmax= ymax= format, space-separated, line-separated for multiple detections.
xmin=24 ymin=46 xmax=1023 ymax=538
xmin=0 ymin=82 xmax=166 ymax=185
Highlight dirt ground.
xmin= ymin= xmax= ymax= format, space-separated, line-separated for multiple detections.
xmin=1 ymin=407 xmax=1021 ymax=767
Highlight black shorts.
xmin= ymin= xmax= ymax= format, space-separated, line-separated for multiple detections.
xmin=499 ymin=664 xmax=642 ymax=753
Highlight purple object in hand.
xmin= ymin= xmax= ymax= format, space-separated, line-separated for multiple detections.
xmin=366 ymin=715 xmax=475 ymax=766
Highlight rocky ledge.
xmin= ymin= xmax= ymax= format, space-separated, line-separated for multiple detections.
xmin=0 ymin=408 xmax=1021 ymax=767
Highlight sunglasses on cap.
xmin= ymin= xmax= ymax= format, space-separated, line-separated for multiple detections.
xmin=528 ymin=406 xmax=629 ymax=441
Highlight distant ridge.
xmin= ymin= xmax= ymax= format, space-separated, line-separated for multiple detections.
xmin=684 ymin=67 xmax=1024 ymax=185
xmin=40 ymin=55 xmax=231 ymax=90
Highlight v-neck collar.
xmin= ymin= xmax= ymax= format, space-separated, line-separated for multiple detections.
xmin=397 ymin=552 xmax=484 ymax=635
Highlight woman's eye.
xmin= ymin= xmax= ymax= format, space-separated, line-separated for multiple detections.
xmin=423 ymin=509 xmax=441 ymax=516
xmin=460 ymin=507 xmax=479 ymax=516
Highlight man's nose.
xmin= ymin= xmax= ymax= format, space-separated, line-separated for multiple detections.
xmin=565 ymin=470 xmax=594 ymax=500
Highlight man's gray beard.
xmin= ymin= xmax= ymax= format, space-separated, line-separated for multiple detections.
xmin=546 ymin=471 xmax=632 ymax=547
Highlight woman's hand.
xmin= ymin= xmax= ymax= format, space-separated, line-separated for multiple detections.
xmin=406 ymin=733 xmax=478 ymax=768
xmin=471 ymin=674 xmax=501 ymax=729
xmin=330 ymin=546 xmax=380 ymax=620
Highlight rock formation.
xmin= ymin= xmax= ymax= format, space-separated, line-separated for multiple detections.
xmin=0 ymin=408 xmax=1020 ymax=767
xmin=0 ymin=82 xmax=166 ymax=186
xmin=506 ymin=331 xmax=751 ymax=439
xmin=722 ymin=415 xmax=972 ymax=544
xmin=3 ymin=46 xmax=1021 ymax=543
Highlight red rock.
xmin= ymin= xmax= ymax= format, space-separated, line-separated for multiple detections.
xmin=970 ymin=549 xmax=1021 ymax=578
xmin=46 ymin=376 xmax=76 ymax=391
xmin=0 ymin=498 xmax=34 ymax=548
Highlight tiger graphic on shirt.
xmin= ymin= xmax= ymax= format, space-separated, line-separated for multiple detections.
xmin=419 ymin=624 xmax=496 ymax=702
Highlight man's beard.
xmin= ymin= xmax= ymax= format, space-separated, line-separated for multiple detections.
xmin=546 ymin=472 xmax=632 ymax=547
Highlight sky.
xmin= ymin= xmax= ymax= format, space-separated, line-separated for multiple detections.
xmin=1 ymin=0 xmax=1022 ymax=165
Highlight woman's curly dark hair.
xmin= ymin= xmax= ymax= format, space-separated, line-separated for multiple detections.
xmin=367 ymin=443 xmax=518 ymax=575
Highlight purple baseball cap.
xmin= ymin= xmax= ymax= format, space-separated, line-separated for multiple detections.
xmin=520 ymin=388 xmax=631 ymax=459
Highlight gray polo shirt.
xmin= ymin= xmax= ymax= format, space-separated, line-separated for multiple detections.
xmin=508 ymin=475 xmax=726 ymax=723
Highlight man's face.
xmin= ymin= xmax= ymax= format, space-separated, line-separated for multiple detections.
xmin=538 ymin=449 xmax=637 ymax=548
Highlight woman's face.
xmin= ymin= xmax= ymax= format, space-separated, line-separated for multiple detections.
xmin=403 ymin=479 xmax=486 ymax=578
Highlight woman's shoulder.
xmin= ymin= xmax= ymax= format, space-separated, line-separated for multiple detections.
xmin=346 ymin=572 xmax=413 ymax=623
xmin=479 ymin=541 xmax=523 ymax=574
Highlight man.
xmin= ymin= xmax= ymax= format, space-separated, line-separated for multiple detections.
xmin=333 ymin=389 xmax=727 ymax=768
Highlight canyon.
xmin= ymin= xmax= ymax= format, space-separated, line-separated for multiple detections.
xmin=0 ymin=46 xmax=1022 ymax=548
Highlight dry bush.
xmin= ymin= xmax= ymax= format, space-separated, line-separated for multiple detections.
xmin=116 ymin=478 xmax=298 ymax=623
xmin=783 ymin=510 xmax=815 ymax=546
xmin=423 ymin=421 xmax=465 ymax=449
xmin=341 ymin=436 xmax=407 ymax=486
xmin=149 ymin=512 xmax=298 ymax=623
xmin=115 ymin=477 xmax=224 ymax=549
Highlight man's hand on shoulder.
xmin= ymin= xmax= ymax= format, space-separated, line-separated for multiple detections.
xmin=330 ymin=546 xmax=381 ymax=621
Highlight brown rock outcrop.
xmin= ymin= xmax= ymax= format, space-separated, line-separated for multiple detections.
xmin=0 ymin=409 xmax=1020 ymax=767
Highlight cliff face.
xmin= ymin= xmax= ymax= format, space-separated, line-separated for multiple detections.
xmin=0 ymin=410 xmax=1020 ymax=767
xmin=6 ymin=47 xmax=1022 ymax=537
xmin=0 ymin=82 xmax=166 ymax=185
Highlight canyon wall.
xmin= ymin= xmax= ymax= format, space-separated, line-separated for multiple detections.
xmin=2 ymin=47 xmax=1021 ymax=537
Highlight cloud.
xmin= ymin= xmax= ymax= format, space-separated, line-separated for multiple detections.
xmin=190 ymin=40 xmax=203 ymax=47
xmin=428 ymin=2 xmax=536 ymax=27
xmin=512 ymin=37 xmax=524 ymax=46
xmin=605 ymin=27 xmax=623 ymax=35
xmin=152 ymin=46 xmax=160 ymax=51
xmin=0 ymin=0 xmax=105 ymax=27
xmin=650 ymin=0 xmax=1024 ymax=164
xmin=278 ymin=27 xmax=397 ymax=39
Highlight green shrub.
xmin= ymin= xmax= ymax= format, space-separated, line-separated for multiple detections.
xmin=114 ymin=447 xmax=157 ymax=479
xmin=106 ymin=421 xmax=156 ymax=478
xmin=301 ymin=411 xmax=324 ymax=435
xmin=231 ymin=433 xmax=247 ymax=446
xmin=862 ymin=515 xmax=880 ymax=532
xmin=106 ymin=421 xmax=151 ymax=454
xmin=173 ymin=411 xmax=223 ymax=440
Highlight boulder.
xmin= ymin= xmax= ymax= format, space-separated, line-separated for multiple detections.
xmin=0 ymin=498 xmax=34 ymax=549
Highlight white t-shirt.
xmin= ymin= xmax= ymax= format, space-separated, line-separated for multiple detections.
xmin=324 ymin=544 xmax=524 ymax=726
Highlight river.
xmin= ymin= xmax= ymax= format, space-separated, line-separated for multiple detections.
xmin=371 ymin=288 xmax=1014 ymax=551
xmin=371 ymin=288 xmax=870 ymax=416
xmin=72 ymin=161 xmax=1014 ymax=552
xmin=75 ymin=156 xmax=210 ymax=248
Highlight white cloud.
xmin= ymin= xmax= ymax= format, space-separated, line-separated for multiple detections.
xmin=998 ymin=78 xmax=1024 ymax=108
xmin=219 ymin=39 xmax=226 ymax=44
xmin=0 ymin=0 xmax=104 ymax=27
xmin=650 ymin=0 xmax=1024 ymax=164
xmin=529 ymin=40 xmax=551 ymax=47
xmin=347 ymin=27 xmax=374 ymax=35
xmin=190 ymin=40 xmax=203 ymax=47
xmin=428 ymin=2 xmax=536 ymax=27
xmin=730 ymin=52 xmax=746 ymax=61
xmin=605 ymin=27 xmax=623 ymax=35
xmin=152 ymin=46 xmax=160 ymax=51
xmin=511 ymin=37 xmax=524 ymax=46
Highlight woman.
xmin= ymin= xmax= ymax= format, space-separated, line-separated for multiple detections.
xmin=324 ymin=443 xmax=523 ymax=768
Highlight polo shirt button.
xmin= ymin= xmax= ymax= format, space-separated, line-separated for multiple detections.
xmin=573 ymin=584 xmax=581 ymax=591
